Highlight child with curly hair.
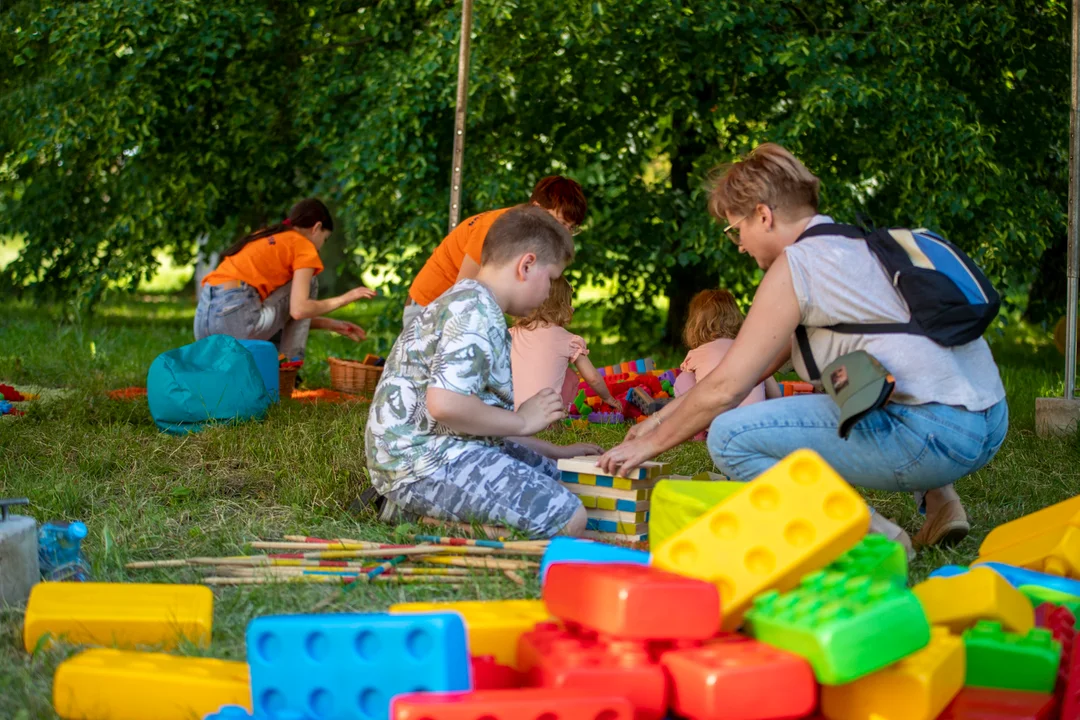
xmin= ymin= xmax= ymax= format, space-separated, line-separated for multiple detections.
xmin=676 ymin=289 xmax=780 ymax=403
xmin=510 ymin=277 xmax=620 ymax=411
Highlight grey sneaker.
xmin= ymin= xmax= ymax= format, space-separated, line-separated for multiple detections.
xmin=377 ymin=498 xmax=418 ymax=525
xmin=868 ymin=511 xmax=916 ymax=562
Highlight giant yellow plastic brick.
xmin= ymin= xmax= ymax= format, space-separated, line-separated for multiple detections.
xmin=976 ymin=496 xmax=1080 ymax=577
xmin=913 ymin=567 xmax=1034 ymax=634
xmin=979 ymin=495 xmax=1080 ymax=557
xmin=24 ymin=582 xmax=213 ymax=652
xmin=53 ymin=648 xmax=251 ymax=720
xmin=976 ymin=528 xmax=1080 ymax=578
xmin=389 ymin=598 xmax=550 ymax=668
xmin=820 ymin=627 xmax=964 ymax=720
xmin=652 ymin=449 xmax=870 ymax=630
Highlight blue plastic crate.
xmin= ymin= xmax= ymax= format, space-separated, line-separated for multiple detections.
xmin=246 ymin=612 xmax=471 ymax=720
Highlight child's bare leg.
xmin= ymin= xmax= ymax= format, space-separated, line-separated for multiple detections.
xmin=557 ymin=506 xmax=589 ymax=537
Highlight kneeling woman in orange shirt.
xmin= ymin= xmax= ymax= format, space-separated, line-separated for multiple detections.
xmin=194 ymin=198 xmax=375 ymax=359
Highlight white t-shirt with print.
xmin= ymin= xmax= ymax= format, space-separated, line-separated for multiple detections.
xmin=365 ymin=279 xmax=514 ymax=493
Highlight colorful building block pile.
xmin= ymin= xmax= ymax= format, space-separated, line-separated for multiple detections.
xmin=567 ymin=358 xmax=681 ymax=424
xmin=556 ymin=455 xmax=671 ymax=543
xmin=30 ymin=450 xmax=1080 ymax=720
xmin=597 ymin=357 xmax=656 ymax=376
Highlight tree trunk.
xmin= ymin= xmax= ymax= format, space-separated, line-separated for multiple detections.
xmin=665 ymin=261 xmax=715 ymax=348
xmin=663 ymin=103 xmax=716 ymax=347
xmin=317 ymin=230 xmax=346 ymax=298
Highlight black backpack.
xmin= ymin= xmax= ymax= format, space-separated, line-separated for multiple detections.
xmin=794 ymin=222 xmax=1000 ymax=380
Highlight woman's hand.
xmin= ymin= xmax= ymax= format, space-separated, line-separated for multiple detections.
xmin=622 ymin=415 xmax=661 ymax=443
xmin=555 ymin=442 xmax=604 ymax=459
xmin=332 ymin=320 xmax=367 ymax=342
xmin=516 ymin=389 xmax=567 ymax=435
xmin=597 ymin=436 xmax=661 ymax=478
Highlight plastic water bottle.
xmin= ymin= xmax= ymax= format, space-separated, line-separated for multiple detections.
xmin=38 ymin=521 xmax=91 ymax=581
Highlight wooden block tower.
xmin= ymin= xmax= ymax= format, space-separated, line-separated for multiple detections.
xmin=556 ymin=456 xmax=671 ymax=543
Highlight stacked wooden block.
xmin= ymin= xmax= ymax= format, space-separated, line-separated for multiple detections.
xmin=555 ymin=456 xmax=671 ymax=542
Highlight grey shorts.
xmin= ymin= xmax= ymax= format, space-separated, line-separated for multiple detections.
xmin=385 ymin=441 xmax=582 ymax=538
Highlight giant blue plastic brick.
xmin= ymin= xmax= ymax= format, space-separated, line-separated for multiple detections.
xmin=928 ymin=565 xmax=969 ymax=579
xmin=246 ymin=612 xmax=471 ymax=720
xmin=932 ymin=562 xmax=1080 ymax=597
xmin=539 ymin=537 xmax=650 ymax=583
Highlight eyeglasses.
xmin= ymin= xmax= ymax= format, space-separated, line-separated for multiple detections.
xmin=562 ymin=222 xmax=583 ymax=237
xmin=723 ymin=215 xmax=747 ymax=245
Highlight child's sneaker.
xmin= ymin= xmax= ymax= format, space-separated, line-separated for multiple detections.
xmin=377 ymin=497 xmax=417 ymax=525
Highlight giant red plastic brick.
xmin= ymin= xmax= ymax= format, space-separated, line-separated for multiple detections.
xmin=661 ymin=637 xmax=817 ymax=720
xmin=470 ymin=655 xmax=521 ymax=690
xmin=391 ymin=688 xmax=634 ymax=720
xmin=1061 ymin=629 xmax=1080 ymax=720
xmin=517 ymin=623 xmax=668 ymax=720
xmin=940 ymin=687 xmax=1057 ymax=720
xmin=1041 ymin=604 xmax=1077 ymax=703
xmin=542 ymin=562 xmax=721 ymax=640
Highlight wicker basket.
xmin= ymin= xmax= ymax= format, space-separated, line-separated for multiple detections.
xmin=328 ymin=356 xmax=383 ymax=395
xmin=278 ymin=367 xmax=299 ymax=399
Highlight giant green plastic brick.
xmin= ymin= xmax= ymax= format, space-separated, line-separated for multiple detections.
xmin=824 ymin=534 xmax=908 ymax=585
xmin=746 ymin=570 xmax=931 ymax=685
xmin=963 ymin=620 xmax=1060 ymax=693
xmin=1019 ymin=584 xmax=1080 ymax=609
xmin=649 ymin=479 xmax=744 ymax=548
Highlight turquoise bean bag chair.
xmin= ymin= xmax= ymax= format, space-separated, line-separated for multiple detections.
xmin=147 ymin=335 xmax=272 ymax=434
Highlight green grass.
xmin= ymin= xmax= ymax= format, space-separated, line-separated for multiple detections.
xmin=0 ymin=294 xmax=1078 ymax=717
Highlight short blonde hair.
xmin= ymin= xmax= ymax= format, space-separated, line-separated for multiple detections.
xmin=707 ymin=143 xmax=820 ymax=222
xmin=515 ymin=276 xmax=574 ymax=330
xmin=683 ymin=289 xmax=744 ymax=349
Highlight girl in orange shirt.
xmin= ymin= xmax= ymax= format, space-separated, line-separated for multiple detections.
xmin=194 ymin=198 xmax=375 ymax=359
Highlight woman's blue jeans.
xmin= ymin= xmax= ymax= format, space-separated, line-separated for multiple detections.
xmin=707 ymin=394 xmax=1008 ymax=494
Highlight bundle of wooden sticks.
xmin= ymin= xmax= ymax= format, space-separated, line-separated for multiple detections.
xmin=124 ymin=534 xmax=548 ymax=587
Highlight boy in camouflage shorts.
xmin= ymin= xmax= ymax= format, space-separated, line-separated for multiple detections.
xmin=365 ymin=206 xmax=597 ymax=537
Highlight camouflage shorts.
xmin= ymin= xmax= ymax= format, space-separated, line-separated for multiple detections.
xmin=385 ymin=441 xmax=582 ymax=538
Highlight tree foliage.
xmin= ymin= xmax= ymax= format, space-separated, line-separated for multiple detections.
xmin=0 ymin=0 xmax=1071 ymax=342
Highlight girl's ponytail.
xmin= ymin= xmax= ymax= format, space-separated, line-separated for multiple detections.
xmin=221 ymin=198 xmax=334 ymax=258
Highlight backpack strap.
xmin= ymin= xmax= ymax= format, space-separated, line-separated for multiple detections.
xmin=795 ymin=222 xmax=916 ymax=338
xmin=792 ymin=223 xmax=864 ymax=383
xmin=795 ymin=325 xmax=821 ymax=381
xmin=828 ymin=321 xmax=918 ymax=335
xmin=796 ymin=223 xmax=866 ymax=242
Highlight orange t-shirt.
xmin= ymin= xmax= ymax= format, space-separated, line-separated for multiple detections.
xmin=408 ymin=208 xmax=510 ymax=306
xmin=202 ymin=230 xmax=324 ymax=300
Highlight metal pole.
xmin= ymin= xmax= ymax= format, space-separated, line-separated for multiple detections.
xmin=447 ymin=0 xmax=474 ymax=233
xmin=1067 ymin=0 xmax=1080 ymax=398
